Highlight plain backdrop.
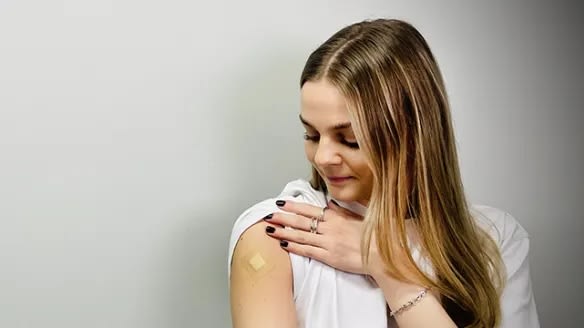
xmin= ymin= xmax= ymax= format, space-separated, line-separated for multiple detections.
xmin=0 ymin=0 xmax=582 ymax=327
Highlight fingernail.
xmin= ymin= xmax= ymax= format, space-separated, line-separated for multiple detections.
xmin=266 ymin=226 xmax=275 ymax=233
xmin=276 ymin=200 xmax=286 ymax=207
xmin=331 ymin=199 xmax=339 ymax=206
xmin=263 ymin=214 xmax=273 ymax=220
xmin=280 ymin=240 xmax=288 ymax=247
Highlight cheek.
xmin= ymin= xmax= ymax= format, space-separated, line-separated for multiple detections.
xmin=350 ymin=157 xmax=373 ymax=192
xmin=345 ymin=153 xmax=371 ymax=176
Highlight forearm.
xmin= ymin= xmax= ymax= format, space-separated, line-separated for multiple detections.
xmin=373 ymin=273 xmax=456 ymax=328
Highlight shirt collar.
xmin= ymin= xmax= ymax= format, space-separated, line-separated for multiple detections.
xmin=326 ymin=195 xmax=368 ymax=216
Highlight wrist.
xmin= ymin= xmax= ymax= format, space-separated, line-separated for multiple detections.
xmin=372 ymin=269 xmax=430 ymax=303
xmin=374 ymin=270 xmax=423 ymax=294
xmin=377 ymin=276 xmax=435 ymax=317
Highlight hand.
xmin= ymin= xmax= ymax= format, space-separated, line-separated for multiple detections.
xmin=264 ymin=199 xmax=380 ymax=276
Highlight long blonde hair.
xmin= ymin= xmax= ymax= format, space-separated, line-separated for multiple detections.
xmin=300 ymin=19 xmax=505 ymax=327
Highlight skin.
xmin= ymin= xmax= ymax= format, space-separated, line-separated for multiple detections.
xmin=230 ymin=220 xmax=297 ymax=328
xmin=299 ymin=79 xmax=374 ymax=205
xmin=264 ymin=79 xmax=456 ymax=327
xmin=265 ymin=200 xmax=455 ymax=327
xmin=230 ymin=78 xmax=456 ymax=327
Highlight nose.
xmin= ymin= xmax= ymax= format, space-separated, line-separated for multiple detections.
xmin=313 ymin=138 xmax=342 ymax=167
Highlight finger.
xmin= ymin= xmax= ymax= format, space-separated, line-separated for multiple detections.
xmin=275 ymin=200 xmax=328 ymax=221
xmin=263 ymin=212 xmax=312 ymax=232
xmin=278 ymin=239 xmax=328 ymax=262
xmin=265 ymin=225 xmax=327 ymax=249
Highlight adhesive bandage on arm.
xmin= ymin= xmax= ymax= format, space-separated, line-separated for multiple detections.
xmin=241 ymin=251 xmax=276 ymax=280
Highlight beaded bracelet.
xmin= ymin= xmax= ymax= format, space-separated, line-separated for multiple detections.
xmin=389 ymin=288 xmax=429 ymax=317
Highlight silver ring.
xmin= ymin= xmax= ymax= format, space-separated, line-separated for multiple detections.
xmin=310 ymin=217 xmax=319 ymax=234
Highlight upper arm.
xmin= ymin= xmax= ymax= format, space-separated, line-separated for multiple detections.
xmin=230 ymin=220 xmax=298 ymax=328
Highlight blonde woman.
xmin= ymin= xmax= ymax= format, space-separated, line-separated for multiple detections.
xmin=228 ymin=19 xmax=539 ymax=327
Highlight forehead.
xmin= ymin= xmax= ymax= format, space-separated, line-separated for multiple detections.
xmin=300 ymin=79 xmax=350 ymax=123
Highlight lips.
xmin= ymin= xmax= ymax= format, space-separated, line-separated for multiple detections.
xmin=327 ymin=176 xmax=353 ymax=184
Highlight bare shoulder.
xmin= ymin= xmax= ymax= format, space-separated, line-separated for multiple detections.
xmin=230 ymin=219 xmax=297 ymax=328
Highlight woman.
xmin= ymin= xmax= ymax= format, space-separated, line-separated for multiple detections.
xmin=228 ymin=19 xmax=539 ymax=327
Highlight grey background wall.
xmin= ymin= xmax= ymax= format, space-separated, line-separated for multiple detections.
xmin=0 ymin=0 xmax=582 ymax=327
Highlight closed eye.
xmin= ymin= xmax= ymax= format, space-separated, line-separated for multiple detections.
xmin=303 ymin=133 xmax=320 ymax=142
xmin=303 ymin=133 xmax=359 ymax=149
xmin=341 ymin=139 xmax=359 ymax=149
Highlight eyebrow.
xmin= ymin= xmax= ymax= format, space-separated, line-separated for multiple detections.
xmin=299 ymin=114 xmax=352 ymax=131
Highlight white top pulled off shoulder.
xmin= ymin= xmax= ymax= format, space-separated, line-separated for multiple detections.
xmin=227 ymin=179 xmax=540 ymax=328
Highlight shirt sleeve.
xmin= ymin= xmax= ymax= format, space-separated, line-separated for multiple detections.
xmin=499 ymin=213 xmax=540 ymax=328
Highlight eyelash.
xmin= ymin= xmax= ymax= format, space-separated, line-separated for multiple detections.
xmin=303 ymin=133 xmax=360 ymax=149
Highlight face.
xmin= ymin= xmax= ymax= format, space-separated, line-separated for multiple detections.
xmin=300 ymin=79 xmax=373 ymax=205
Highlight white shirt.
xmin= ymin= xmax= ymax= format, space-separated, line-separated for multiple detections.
xmin=228 ymin=179 xmax=540 ymax=327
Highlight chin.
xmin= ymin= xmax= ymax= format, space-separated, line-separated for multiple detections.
xmin=327 ymin=184 xmax=365 ymax=203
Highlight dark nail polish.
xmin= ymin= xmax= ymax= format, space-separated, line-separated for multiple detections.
xmin=266 ymin=226 xmax=275 ymax=233
xmin=263 ymin=214 xmax=273 ymax=220
xmin=280 ymin=240 xmax=288 ymax=247
xmin=276 ymin=200 xmax=286 ymax=207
